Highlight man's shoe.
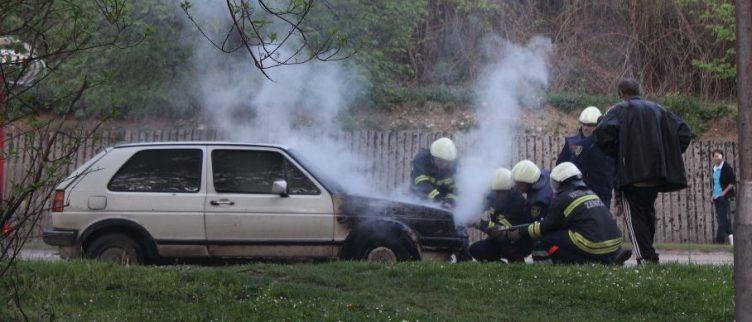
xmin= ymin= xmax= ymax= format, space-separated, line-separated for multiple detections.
xmin=613 ymin=248 xmax=632 ymax=265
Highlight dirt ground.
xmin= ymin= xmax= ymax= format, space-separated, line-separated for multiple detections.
xmin=39 ymin=101 xmax=737 ymax=141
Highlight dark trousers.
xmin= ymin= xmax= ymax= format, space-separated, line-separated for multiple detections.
xmin=622 ymin=186 xmax=659 ymax=263
xmin=470 ymin=238 xmax=533 ymax=262
xmin=535 ymin=230 xmax=617 ymax=265
xmin=714 ymin=196 xmax=732 ymax=243
xmin=596 ymin=191 xmax=612 ymax=209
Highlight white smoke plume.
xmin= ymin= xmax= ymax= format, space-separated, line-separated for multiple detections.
xmin=453 ymin=36 xmax=552 ymax=226
xmin=181 ymin=1 xmax=372 ymax=194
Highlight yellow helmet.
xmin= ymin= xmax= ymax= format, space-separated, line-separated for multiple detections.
xmin=551 ymin=162 xmax=582 ymax=183
xmin=430 ymin=137 xmax=457 ymax=161
xmin=511 ymin=160 xmax=541 ymax=184
xmin=579 ymin=106 xmax=602 ymax=125
xmin=491 ymin=168 xmax=514 ymax=190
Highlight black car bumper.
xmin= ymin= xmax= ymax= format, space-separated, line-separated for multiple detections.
xmin=420 ymin=235 xmax=467 ymax=249
xmin=43 ymin=228 xmax=78 ymax=246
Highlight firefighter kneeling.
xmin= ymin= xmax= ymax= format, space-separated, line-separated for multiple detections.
xmin=502 ymin=162 xmax=632 ymax=265
xmin=469 ymin=168 xmax=533 ymax=262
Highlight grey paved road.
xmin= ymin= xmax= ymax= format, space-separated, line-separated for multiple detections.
xmin=19 ymin=248 xmax=734 ymax=265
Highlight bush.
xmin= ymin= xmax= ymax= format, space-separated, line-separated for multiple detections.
xmin=658 ymin=94 xmax=735 ymax=136
xmin=544 ymin=91 xmax=613 ymax=112
xmin=367 ymin=85 xmax=474 ymax=111
xmin=544 ymin=91 xmax=735 ymax=136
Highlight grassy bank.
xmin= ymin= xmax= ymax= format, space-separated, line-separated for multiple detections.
xmin=1 ymin=260 xmax=733 ymax=320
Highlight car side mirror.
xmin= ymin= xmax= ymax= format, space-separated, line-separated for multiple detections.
xmin=272 ymin=180 xmax=289 ymax=197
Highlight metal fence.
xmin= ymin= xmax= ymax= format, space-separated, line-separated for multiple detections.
xmin=5 ymin=128 xmax=737 ymax=244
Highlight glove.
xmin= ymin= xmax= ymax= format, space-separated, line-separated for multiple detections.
xmin=437 ymin=184 xmax=451 ymax=194
xmin=470 ymin=219 xmax=487 ymax=230
xmin=487 ymin=226 xmax=506 ymax=239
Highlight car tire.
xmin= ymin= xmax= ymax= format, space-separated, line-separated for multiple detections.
xmin=356 ymin=234 xmax=417 ymax=263
xmin=85 ymin=233 xmax=143 ymax=265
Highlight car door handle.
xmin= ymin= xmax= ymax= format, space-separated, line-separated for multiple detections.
xmin=210 ymin=199 xmax=235 ymax=206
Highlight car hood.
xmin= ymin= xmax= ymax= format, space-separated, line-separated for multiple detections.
xmin=335 ymin=194 xmax=461 ymax=238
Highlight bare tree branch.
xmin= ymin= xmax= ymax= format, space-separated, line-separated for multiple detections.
xmin=182 ymin=0 xmax=354 ymax=79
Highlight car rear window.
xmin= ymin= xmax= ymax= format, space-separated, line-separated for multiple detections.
xmin=108 ymin=149 xmax=202 ymax=193
xmin=212 ymin=150 xmax=319 ymax=195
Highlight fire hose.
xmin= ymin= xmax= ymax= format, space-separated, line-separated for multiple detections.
xmin=474 ymin=223 xmax=529 ymax=239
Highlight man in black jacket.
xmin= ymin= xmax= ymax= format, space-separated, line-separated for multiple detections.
xmin=504 ymin=162 xmax=631 ymax=265
xmin=595 ymin=78 xmax=692 ymax=264
xmin=711 ymin=149 xmax=735 ymax=244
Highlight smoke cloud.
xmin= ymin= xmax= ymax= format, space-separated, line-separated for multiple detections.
xmin=180 ymin=2 xmax=553 ymax=222
xmin=181 ymin=1 xmax=372 ymax=195
xmin=453 ymin=36 xmax=552 ymax=226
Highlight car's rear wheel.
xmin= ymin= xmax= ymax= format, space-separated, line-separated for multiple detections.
xmin=85 ymin=233 xmax=142 ymax=265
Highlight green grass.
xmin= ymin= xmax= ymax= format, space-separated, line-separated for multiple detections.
xmin=1 ymin=260 xmax=733 ymax=321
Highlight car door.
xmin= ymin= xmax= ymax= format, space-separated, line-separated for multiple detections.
xmin=104 ymin=146 xmax=209 ymax=257
xmin=204 ymin=146 xmax=335 ymax=258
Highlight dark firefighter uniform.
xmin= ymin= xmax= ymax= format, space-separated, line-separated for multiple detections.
xmin=556 ymin=131 xmax=616 ymax=206
xmin=519 ymin=178 xmax=624 ymax=264
xmin=410 ymin=148 xmax=457 ymax=204
xmin=524 ymin=169 xmax=554 ymax=221
xmin=470 ymin=190 xmax=534 ymax=262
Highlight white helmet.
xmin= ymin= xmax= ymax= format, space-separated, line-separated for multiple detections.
xmin=511 ymin=160 xmax=541 ymax=184
xmin=551 ymin=162 xmax=582 ymax=183
xmin=430 ymin=137 xmax=457 ymax=161
xmin=579 ymin=106 xmax=602 ymax=124
xmin=491 ymin=168 xmax=514 ymax=190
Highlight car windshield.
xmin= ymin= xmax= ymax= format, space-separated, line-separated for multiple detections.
xmin=286 ymin=148 xmax=345 ymax=194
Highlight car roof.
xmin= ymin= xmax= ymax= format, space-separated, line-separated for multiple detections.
xmin=112 ymin=141 xmax=290 ymax=150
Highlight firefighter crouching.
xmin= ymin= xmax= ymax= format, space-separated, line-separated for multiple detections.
xmin=469 ymin=168 xmax=534 ymax=262
xmin=410 ymin=137 xmax=458 ymax=208
xmin=511 ymin=160 xmax=554 ymax=221
xmin=502 ymin=162 xmax=632 ymax=265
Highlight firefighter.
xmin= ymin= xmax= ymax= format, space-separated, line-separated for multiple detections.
xmin=410 ymin=137 xmax=458 ymax=208
xmin=556 ymin=106 xmax=616 ymax=206
xmin=503 ymin=162 xmax=631 ymax=265
xmin=469 ymin=168 xmax=533 ymax=262
xmin=511 ymin=160 xmax=553 ymax=221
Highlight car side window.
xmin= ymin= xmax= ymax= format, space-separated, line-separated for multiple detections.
xmin=285 ymin=159 xmax=320 ymax=195
xmin=212 ymin=149 xmax=320 ymax=195
xmin=108 ymin=149 xmax=202 ymax=193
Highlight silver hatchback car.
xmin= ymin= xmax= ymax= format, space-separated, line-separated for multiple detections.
xmin=43 ymin=142 xmax=466 ymax=264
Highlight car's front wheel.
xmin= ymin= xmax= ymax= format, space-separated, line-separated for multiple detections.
xmin=357 ymin=234 xmax=417 ymax=263
xmin=85 ymin=233 xmax=143 ymax=265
